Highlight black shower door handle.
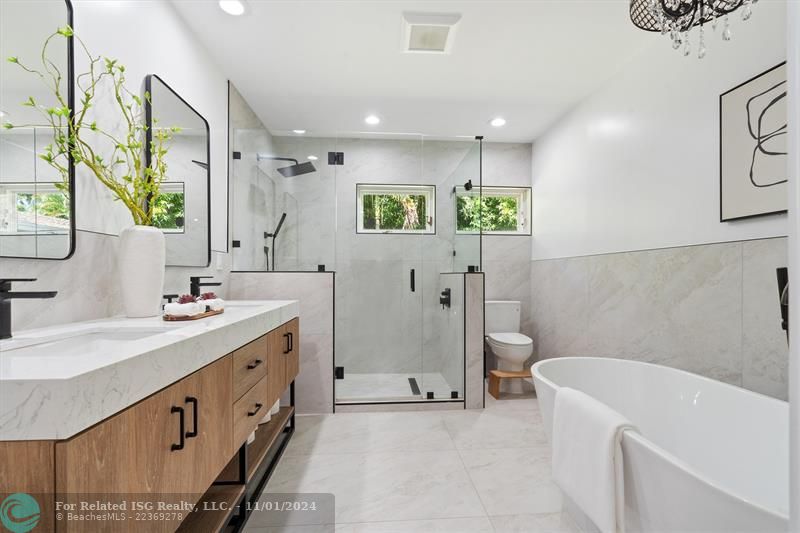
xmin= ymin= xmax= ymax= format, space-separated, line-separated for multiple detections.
xmin=410 ymin=269 xmax=415 ymax=292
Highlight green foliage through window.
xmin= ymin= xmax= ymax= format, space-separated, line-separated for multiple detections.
xmin=363 ymin=193 xmax=427 ymax=231
xmin=456 ymin=187 xmax=530 ymax=234
xmin=16 ymin=192 xmax=70 ymax=219
xmin=358 ymin=185 xmax=434 ymax=233
xmin=152 ymin=191 xmax=185 ymax=230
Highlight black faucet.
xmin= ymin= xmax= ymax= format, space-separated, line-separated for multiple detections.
xmin=0 ymin=279 xmax=57 ymax=340
xmin=189 ymin=276 xmax=221 ymax=298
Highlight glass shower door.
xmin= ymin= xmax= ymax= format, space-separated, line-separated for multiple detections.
xmin=334 ymin=133 xmax=425 ymax=403
xmin=419 ymin=138 xmax=481 ymax=400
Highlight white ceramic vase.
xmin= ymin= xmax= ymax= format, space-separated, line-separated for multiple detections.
xmin=118 ymin=225 xmax=165 ymax=318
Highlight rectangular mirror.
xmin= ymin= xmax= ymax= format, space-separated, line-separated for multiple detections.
xmin=0 ymin=0 xmax=75 ymax=259
xmin=145 ymin=74 xmax=210 ymax=267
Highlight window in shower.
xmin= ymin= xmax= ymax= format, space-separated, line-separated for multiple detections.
xmin=456 ymin=185 xmax=531 ymax=235
xmin=356 ymin=184 xmax=435 ymax=234
xmin=152 ymin=182 xmax=185 ymax=233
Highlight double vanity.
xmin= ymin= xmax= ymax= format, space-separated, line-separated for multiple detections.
xmin=0 ymin=301 xmax=300 ymax=532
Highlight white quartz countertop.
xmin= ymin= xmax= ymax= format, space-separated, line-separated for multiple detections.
xmin=0 ymin=300 xmax=299 ymax=441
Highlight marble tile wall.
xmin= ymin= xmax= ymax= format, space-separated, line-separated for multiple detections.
xmin=465 ymin=273 xmax=486 ymax=409
xmin=529 ymin=237 xmax=789 ymax=400
xmin=0 ymin=229 xmax=231 ymax=331
xmin=438 ymin=273 xmax=466 ymax=396
xmin=2 ymin=230 xmax=123 ymax=330
xmin=228 ymin=272 xmax=334 ymax=414
xmin=480 ymin=143 xmax=534 ymax=373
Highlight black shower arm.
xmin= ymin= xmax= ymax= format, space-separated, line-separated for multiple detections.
xmin=257 ymin=155 xmax=299 ymax=165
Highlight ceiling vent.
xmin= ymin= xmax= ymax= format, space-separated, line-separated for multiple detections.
xmin=402 ymin=12 xmax=461 ymax=54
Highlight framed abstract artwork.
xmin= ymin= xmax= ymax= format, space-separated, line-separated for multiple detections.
xmin=720 ymin=62 xmax=787 ymax=222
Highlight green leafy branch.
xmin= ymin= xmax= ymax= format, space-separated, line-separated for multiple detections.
xmin=4 ymin=26 xmax=177 ymax=226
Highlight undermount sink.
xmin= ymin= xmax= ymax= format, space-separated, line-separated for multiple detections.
xmin=0 ymin=326 xmax=176 ymax=379
xmin=3 ymin=327 xmax=168 ymax=354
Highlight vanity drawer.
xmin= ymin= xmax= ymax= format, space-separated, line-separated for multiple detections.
xmin=54 ymin=356 xmax=232 ymax=532
xmin=232 ymin=376 xmax=269 ymax=448
xmin=232 ymin=334 xmax=269 ymax=400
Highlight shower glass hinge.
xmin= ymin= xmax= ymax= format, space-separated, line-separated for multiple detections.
xmin=426 ymin=392 xmax=434 ymax=400
xmin=334 ymin=366 xmax=345 ymax=380
xmin=232 ymin=151 xmax=242 ymax=160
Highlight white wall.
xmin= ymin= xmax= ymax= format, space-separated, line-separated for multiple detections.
xmin=72 ymin=0 xmax=229 ymax=253
xmin=786 ymin=1 xmax=799 ymax=529
xmin=531 ymin=1 xmax=788 ymax=261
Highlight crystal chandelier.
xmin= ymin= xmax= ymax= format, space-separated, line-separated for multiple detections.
xmin=629 ymin=0 xmax=758 ymax=58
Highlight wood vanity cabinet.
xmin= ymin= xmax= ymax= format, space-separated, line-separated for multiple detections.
xmin=267 ymin=317 xmax=300 ymax=406
xmin=54 ymin=356 xmax=233 ymax=532
xmin=0 ymin=317 xmax=300 ymax=533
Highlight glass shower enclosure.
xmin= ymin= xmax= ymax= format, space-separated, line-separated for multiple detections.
xmin=333 ymin=134 xmax=482 ymax=404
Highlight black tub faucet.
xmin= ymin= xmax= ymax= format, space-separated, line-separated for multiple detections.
xmin=189 ymin=276 xmax=222 ymax=298
xmin=0 ymin=279 xmax=57 ymax=340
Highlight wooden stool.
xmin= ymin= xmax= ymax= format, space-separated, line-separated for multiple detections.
xmin=488 ymin=369 xmax=533 ymax=399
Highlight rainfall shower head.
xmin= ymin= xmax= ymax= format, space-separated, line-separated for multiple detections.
xmin=256 ymin=154 xmax=317 ymax=177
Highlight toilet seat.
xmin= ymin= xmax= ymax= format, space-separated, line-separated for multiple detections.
xmin=487 ymin=332 xmax=532 ymax=346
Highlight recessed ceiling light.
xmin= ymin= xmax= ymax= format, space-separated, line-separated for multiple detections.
xmin=292 ymin=129 xmax=306 ymax=135
xmin=365 ymin=115 xmax=381 ymax=125
xmin=490 ymin=117 xmax=506 ymax=127
xmin=307 ymin=155 xmax=318 ymax=161
xmin=218 ymin=0 xmax=246 ymax=16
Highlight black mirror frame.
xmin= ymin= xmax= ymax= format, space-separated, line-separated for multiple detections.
xmin=1 ymin=0 xmax=76 ymax=260
xmin=143 ymin=74 xmax=212 ymax=268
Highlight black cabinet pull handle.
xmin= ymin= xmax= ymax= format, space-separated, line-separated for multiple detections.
xmin=288 ymin=332 xmax=293 ymax=352
xmin=410 ymin=269 xmax=415 ymax=292
xmin=171 ymin=406 xmax=185 ymax=451
xmin=247 ymin=359 xmax=263 ymax=370
xmin=185 ymin=397 xmax=198 ymax=438
xmin=248 ymin=403 xmax=263 ymax=417
xmin=283 ymin=333 xmax=291 ymax=354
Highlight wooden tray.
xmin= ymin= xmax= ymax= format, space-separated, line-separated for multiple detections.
xmin=163 ymin=308 xmax=224 ymax=321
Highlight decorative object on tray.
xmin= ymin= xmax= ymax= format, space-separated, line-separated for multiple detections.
xmin=163 ymin=292 xmax=226 ymax=321
xmin=720 ymin=62 xmax=787 ymax=222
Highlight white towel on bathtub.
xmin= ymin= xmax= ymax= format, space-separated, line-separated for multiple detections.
xmin=551 ymin=387 xmax=636 ymax=533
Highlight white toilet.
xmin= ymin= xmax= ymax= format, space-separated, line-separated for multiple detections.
xmin=485 ymin=300 xmax=534 ymax=394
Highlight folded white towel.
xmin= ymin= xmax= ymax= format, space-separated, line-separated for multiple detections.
xmin=164 ymin=302 xmax=204 ymax=317
xmin=551 ymin=387 xmax=636 ymax=533
xmin=202 ymin=298 xmax=225 ymax=311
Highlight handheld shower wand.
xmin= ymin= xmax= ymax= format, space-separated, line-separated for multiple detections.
xmin=265 ymin=213 xmax=287 ymax=271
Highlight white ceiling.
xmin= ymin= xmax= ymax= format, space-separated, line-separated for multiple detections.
xmin=171 ymin=0 xmax=652 ymax=143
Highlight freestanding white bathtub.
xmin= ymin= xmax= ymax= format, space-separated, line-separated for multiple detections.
xmin=532 ymin=357 xmax=788 ymax=533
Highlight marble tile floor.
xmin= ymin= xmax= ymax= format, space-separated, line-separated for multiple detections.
xmin=336 ymin=372 xmax=459 ymax=402
xmin=244 ymin=388 xmax=579 ymax=533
